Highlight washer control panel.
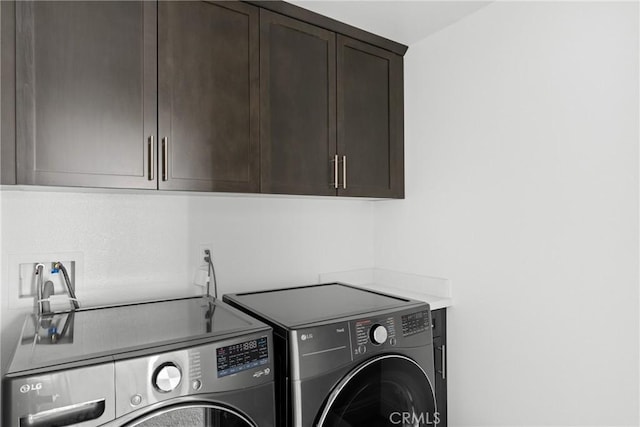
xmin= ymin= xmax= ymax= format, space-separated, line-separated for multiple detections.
xmin=216 ymin=336 xmax=269 ymax=378
xmin=113 ymin=331 xmax=273 ymax=419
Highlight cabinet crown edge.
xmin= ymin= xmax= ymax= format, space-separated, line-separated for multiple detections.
xmin=245 ymin=0 xmax=408 ymax=56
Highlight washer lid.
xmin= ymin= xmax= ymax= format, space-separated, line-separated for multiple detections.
xmin=7 ymin=297 xmax=266 ymax=375
xmin=225 ymin=283 xmax=417 ymax=328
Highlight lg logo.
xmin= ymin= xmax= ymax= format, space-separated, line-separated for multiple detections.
xmin=19 ymin=383 xmax=43 ymax=394
xmin=252 ymin=368 xmax=271 ymax=378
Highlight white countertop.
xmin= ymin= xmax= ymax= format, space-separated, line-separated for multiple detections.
xmin=358 ymin=283 xmax=452 ymax=310
xmin=318 ymin=268 xmax=453 ymax=310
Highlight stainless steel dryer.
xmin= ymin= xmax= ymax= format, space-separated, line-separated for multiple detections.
xmin=223 ymin=283 xmax=438 ymax=427
xmin=3 ymin=296 xmax=275 ymax=426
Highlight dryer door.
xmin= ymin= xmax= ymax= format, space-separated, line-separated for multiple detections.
xmin=316 ymin=354 xmax=438 ymax=427
xmin=123 ymin=402 xmax=256 ymax=426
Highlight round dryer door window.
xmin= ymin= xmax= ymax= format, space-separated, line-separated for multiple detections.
xmin=317 ymin=355 xmax=438 ymax=427
xmin=125 ymin=402 xmax=256 ymax=427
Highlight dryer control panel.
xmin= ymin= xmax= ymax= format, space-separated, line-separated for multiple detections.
xmin=401 ymin=309 xmax=431 ymax=336
xmin=290 ymin=304 xmax=433 ymax=380
xmin=350 ymin=306 xmax=432 ymax=359
xmin=353 ymin=316 xmax=398 ymax=355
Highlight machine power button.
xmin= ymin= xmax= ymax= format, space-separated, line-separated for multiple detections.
xmin=153 ymin=362 xmax=182 ymax=393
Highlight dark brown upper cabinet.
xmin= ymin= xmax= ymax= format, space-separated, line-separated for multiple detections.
xmin=158 ymin=1 xmax=259 ymax=192
xmin=13 ymin=1 xmax=259 ymax=192
xmin=337 ymin=35 xmax=404 ymax=199
xmin=260 ymin=11 xmax=404 ymax=198
xmin=7 ymin=1 xmax=405 ymax=198
xmin=15 ymin=1 xmax=157 ymax=189
xmin=260 ymin=10 xmax=337 ymax=196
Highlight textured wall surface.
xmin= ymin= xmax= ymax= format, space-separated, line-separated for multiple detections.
xmin=0 ymin=189 xmax=374 ymax=373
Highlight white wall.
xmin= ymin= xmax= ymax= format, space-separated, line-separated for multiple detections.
xmin=375 ymin=2 xmax=639 ymax=426
xmin=0 ymin=189 xmax=374 ymax=372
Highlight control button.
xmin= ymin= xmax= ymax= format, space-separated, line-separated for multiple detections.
xmin=389 ymin=337 xmax=397 ymax=346
xmin=370 ymin=324 xmax=388 ymax=345
xmin=192 ymin=379 xmax=202 ymax=391
xmin=153 ymin=362 xmax=182 ymax=393
xmin=130 ymin=394 xmax=143 ymax=406
xmin=357 ymin=345 xmax=367 ymax=355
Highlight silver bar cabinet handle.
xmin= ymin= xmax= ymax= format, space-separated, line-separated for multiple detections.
xmin=147 ymin=136 xmax=154 ymax=181
xmin=162 ymin=137 xmax=168 ymax=181
xmin=333 ymin=154 xmax=339 ymax=189
xmin=442 ymin=344 xmax=446 ymax=379
xmin=437 ymin=344 xmax=446 ymax=380
xmin=342 ymin=155 xmax=347 ymax=189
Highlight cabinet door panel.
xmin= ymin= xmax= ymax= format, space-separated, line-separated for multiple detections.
xmin=2 ymin=1 xmax=16 ymax=184
xmin=432 ymin=309 xmax=447 ymax=427
xmin=260 ymin=10 xmax=336 ymax=196
xmin=158 ymin=1 xmax=259 ymax=192
xmin=433 ymin=335 xmax=447 ymax=427
xmin=16 ymin=1 xmax=157 ymax=189
xmin=337 ymin=35 xmax=404 ymax=198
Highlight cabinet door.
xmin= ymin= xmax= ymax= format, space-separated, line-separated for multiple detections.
xmin=337 ymin=35 xmax=404 ymax=198
xmin=16 ymin=1 xmax=157 ymax=189
xmin=158 ymin=1 xmax=259 ymax=192
xmin=433 ymin=335 xmax=447 ymax=427
xmin=2 ymin=1 xmax=16 ymax=185
xmin=260 ymin=10 xmax=336 ymax=196
xmin=432 ymin=309 xmax=447 ymax=427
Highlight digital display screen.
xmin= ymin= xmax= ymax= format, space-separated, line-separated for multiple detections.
xmin=216 ymin=336 xmax=269 ymax=377
xmin=401 ymin=310 xmax=430 ymax=337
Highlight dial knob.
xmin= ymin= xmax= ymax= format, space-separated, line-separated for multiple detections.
xmin=153 ymin=363 xmax=182 ymax=393
xmin=370 ymin=324 xmax=388 ymax=345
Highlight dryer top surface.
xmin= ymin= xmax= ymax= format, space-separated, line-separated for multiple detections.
xmin=225 ymin=283 xmax=422 ymax=329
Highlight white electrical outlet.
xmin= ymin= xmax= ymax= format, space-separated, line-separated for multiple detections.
xmin=198 ymin=244 xmax=212 ymax=268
